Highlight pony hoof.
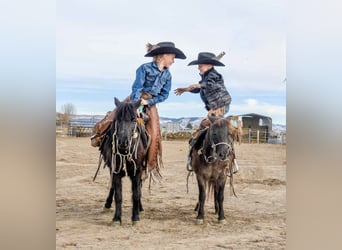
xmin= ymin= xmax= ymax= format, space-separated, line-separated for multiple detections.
xmin=218 ymin=219 xmax=226 ymax=224
xmin=196 ymin=219 xmax=204 ymax=225
xmin=111 ymin=220 xmax=121 ymax=227
xmin=102 ymin=207 xmax=111 ymax=213
xmin=132 ymin=220 xmax=140 ymax=226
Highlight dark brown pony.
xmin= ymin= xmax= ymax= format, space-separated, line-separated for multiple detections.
xmin=99 ymin=97 xmax=149 ymax=225
xmin=190 ymin=115 xmax=236 ymax=224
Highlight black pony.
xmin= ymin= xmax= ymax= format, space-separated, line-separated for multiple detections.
xmin=99 ymin=97 xmax=149 ymax=225
xmin=190 ymin=115 xmax=236 ymax=224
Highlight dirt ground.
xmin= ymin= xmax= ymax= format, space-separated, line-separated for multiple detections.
xmin=56 ymin=137 xmax=286 ymax=250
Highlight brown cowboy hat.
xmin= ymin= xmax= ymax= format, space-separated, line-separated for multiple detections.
xmin=187 ymin=51 xmax=225 ymax=66
xmin=144 ymin=41 xmax=186 ymax=59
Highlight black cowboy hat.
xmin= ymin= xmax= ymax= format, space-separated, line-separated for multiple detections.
xmin=144 ymin=42 xmax=186 ymax=59
xmin=188 ymin=52 xmax=225 ymax=66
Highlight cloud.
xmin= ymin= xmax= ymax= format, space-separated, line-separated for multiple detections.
xmin=57 ymin=0 xmax=285 ymax=87
xmin=232 ymin=98 xmax=286 ymax=124
xmin=56 ymin=0 xmax=286 ymax=125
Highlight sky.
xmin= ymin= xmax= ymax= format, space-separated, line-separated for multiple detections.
xmin=56 ymin=0 xmax=286 ymax=124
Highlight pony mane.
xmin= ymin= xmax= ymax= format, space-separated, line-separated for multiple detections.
xmin=214 ymin=118 xmax=229 ymax=128
xmin=115 ymin=101 xmax=137 ymax=122
xmin=207 ymin=114 xmax=228 ymax=127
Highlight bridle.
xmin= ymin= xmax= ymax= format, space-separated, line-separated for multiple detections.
xmin=203 ymin=126 xmax=232 ymax=164
xmin=111 ymin=121 xmax=140 ymax=176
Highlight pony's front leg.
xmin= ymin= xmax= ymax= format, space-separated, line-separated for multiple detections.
xmin=216 ymin=178 xmax=226 ymax=222
xmin=196 ymin=175 xmax=206 ymax=224
xmin=131 ymin=173 xmax=142 ymax=224
xmin=104 ymin=187 xmax=114 ymax=210
xmin=104 ymin=169 xmax=114 ymax=210
xmin=214 ymin=183 xmax=219 ymax=214
xmin=139 ymin=178 xmax=144 ymax=212
xmin=112 ymin=174 xmax=122 ymax=225
xmin=139 ymin=198 xmax=144 ymax=212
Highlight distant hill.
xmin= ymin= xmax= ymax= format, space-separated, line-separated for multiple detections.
xmin=160 ymin=117 xmax=286 ymax=132
xmin=66 ymin=114 xmax=286 ymax=132
xmin=159 ymin=117 xmax=203 ymax=129
xmin=271 ymin=124 xmax=286 ymax=133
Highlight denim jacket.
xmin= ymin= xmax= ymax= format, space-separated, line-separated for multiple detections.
xmin=190 ymin=67 xmax=231 ymax=111
xmin=131 ymin=62 xmax=172 ymax=106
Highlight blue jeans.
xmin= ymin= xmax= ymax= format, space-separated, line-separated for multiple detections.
xmin=208 ymin=103 xmax=231 ymax=117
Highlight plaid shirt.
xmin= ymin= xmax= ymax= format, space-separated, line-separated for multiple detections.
xmin=190 ymin=68 xmax=231 ymax=111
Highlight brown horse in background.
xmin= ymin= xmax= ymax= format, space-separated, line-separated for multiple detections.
xmin=227 ymin=115 xmax=243 ymax=145
xmin=190 ymin=115 xmax=236 ymax=224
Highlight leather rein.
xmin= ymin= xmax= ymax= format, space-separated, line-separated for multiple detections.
xmin=111 ymin=121 xmax=141 ymax=176
xmin=202 ymin=127 xmax=232 ymax=164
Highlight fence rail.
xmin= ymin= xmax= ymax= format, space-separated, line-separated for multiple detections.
xmin=240 ymin=128 xmax=286 ymax=144
xmin=56 ymin=122 xmax=94 ymax=137
xmin=56 ymin=121 xmax=286 ymax=145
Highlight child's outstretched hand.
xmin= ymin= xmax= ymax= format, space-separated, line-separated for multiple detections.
xmin=174 ymin=84 xmax=200 ymax=95
xmin=174 ymin=87 xmax=188 ymax=95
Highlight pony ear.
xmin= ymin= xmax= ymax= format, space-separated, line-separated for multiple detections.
xmin=114 ymin=97 xmax=121 ymax=107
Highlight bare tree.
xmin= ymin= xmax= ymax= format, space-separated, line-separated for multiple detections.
xmin=60 ymin=103 xmax=77 ymax=125
xmin=186 ymin=122 xmax=193 ymax=130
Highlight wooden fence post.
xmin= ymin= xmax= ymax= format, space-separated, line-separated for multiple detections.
xmin=248 ymin=128 xmax=251 ymax=144
xmin=257 ymin=130 xmax=260 ymax=144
